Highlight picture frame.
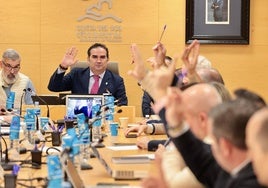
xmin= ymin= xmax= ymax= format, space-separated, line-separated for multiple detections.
xmin=185 ymin=0 xmax=250 ymax=44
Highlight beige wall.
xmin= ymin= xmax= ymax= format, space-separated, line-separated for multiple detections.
xmin=0 ymin=0 xmax=267 ymax=117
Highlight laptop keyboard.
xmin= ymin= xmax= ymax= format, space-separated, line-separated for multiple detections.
xmin=113 ymin=170 xmax=134 ymax=179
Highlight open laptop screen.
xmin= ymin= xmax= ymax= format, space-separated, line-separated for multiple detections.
xmin=65 ymin=95 xmax=104 ymax=119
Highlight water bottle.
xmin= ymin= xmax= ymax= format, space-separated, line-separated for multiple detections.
xmin=6 ymin=91 xmax=15 ymax=110
xmin=62 ymin=120 xmax=80 ymax=162
xmin=9 ymin=116 xmax=20 ymax=160
xmin=47 ymin=155 xmax=63 ymax=188
xmin=91 ymin=105 xmax=102 ymax=142
xmin=103 ymin=94 xmax=115 ymax=134
xmin=24 ymin=108 xmax=37 ymax=145
xmin=77 ymin=114 xmax=90 ymax=164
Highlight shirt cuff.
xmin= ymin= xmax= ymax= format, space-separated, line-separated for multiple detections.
xmin=57 ymin=67 xmax=66 ymax=74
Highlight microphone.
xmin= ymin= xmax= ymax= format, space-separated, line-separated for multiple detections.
xmin=2 ymin=109 xmax=25 ymax=119
xmin=100 ymin=99 xmax=120 ymax=108
xmin=27 ymin=88 xmax=50 ymax=118
xmin=20 ymin=89 xmax=26 ymax=116
xmin=0 ymin=136 xmax=14 ymax=170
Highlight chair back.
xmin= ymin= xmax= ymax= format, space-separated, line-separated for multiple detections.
xmin=70 ymin=62 xmax=119 ymax=75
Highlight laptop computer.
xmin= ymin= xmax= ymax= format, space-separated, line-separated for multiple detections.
xmin=91 ymin=146 xmax=148 ymax=180
xmin=65 ymin=95 xmax=104 ymax=119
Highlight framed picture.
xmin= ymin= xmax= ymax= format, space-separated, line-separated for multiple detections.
xmin=185 ymin=0 xmax=250 ymax=44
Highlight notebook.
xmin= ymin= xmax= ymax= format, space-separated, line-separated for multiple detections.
xmin=65 ymin=95 xmax=104 ymax=119
xmin=91 ymin=146 xmax=148 ymax=180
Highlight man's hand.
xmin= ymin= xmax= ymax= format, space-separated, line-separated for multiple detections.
xmin=181 ymin=39 xmax=202 ymax=83
xmin=61 ymin=47 xmax=78 ymax=68
xmin=152 ymin=42 xmax=166 ymax=68
xmin=124 ymin=124 xmax=148 ymax=136
xmin=128 ymin=44 xmax=148 ymax=82
xmin=165 ymin=87 xmax=184 ymax=129
xmin=136 ymin=137 xmax=150 ymax=150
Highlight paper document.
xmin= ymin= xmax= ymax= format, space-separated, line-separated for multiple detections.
xmin=107 ymin=145 xmax=139 ymax=151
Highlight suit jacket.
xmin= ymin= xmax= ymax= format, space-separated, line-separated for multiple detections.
xmin=142 ymin=91 xmax=155 ymax=117
xmin=158 ymin=109 xmax=266 ymax=188
xmin=48 ymin=67 xmax=128 ymax=105
xmin=74 ymin=106 xmax=92 ymax=118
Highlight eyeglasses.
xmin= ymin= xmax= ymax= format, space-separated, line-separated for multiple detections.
xmin=2 ymin=61 xmax=20 ymax=71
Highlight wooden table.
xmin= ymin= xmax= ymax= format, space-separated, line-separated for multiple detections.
xmin=1 ymin=123 xmax=167 ymax=187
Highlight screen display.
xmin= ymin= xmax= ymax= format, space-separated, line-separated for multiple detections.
xmin=65 ymin=95 xmax=104 ymax=119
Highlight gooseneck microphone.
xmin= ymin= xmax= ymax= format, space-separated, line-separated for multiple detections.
xmin=20 ymin=89 xmax=27 ymax=116
xmin=0 ymin=136 xmax=14 ymax=170
xmin=27 ymin=88 xmax=50 ymax=118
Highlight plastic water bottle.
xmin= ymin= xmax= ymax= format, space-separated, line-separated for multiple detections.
xmin=9 ymin=116 xmax=20 ymax=160
xmin=47 ymin=155 xmax=63 ymax=188
xmin=24 ymin=108 xmax=37 ymax=145
xmin=91 ymin=104 xmax=102 ymax=142
xmin=62 ymin=120 xmax=80 ymax=162
xmin=6 ymin=91 xmax=15 ymax=110
xmin=103 ymin=94 xmax=115 ymax=134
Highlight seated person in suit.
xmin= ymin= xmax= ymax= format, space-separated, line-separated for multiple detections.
xmin=129 ymin=40 xmax=265 ymax=188
xmin=48 ymin=43 xmax=128 ymax=105
xmin=246 ymin=107 xmax=268 ymax=186
xmin=0 ymin=49 xmax=35 ymax=116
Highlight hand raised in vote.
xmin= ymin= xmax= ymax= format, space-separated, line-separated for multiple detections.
xmin=61 ymin=46 xmax=78 ymax=69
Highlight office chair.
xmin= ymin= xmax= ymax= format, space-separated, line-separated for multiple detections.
xmin=70 ymin=62 xmax=119 ymax=75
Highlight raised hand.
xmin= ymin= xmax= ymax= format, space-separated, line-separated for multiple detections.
xmin=61 ymin=47 xmax=78 ymax=68
xmin=165 ymin=87 xmax=184 ymax=129
xmin=128 ymin=44 xmax=148 ymax=82
xmin=181 ymin=40 xmax=202 ymax=83
xmin=152 ymin=42 xmax=167 ymax=68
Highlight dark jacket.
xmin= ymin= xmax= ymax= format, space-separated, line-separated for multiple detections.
xmin=48 ymin=67 xmax=128 ymax=105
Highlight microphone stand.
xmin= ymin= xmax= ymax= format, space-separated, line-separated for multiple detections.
xmin=20 ymin=89 xmax=26 ymax=116
xmin=27 ymin=88 xmax=50 ymax=118
xmin=0 ymin=135 xmax=15 ymax=171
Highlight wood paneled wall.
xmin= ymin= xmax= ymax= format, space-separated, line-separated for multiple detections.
xmin=0 ymin=0 xmax=267 ymax=117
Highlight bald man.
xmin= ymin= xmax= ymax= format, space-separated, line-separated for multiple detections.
xmin=246 ymin=107 xmax=268 ymax=186
xmin=142 ymin=83 xmax=222 ymax=188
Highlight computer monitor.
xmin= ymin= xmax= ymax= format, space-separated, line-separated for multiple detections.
xmin=65 ymin=95 xmax=104 ymax=119
xmin=31 ymin=95 xmax=60 ymax=105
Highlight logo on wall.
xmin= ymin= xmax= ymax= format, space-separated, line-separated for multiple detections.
xmin=76 ymin=0 xmax=123 ymax=43
xmin=77 ymin=0 xmax=122 ymax=23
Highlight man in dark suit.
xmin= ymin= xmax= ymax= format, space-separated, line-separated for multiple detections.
xmin=162 ymin=97 xmax=264 ymax=188
xmin=48 ymin=43 xmax=128 ymax=105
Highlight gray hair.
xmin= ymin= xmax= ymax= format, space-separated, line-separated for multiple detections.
xmin=2 ymin=49 xmax=21 ymax=61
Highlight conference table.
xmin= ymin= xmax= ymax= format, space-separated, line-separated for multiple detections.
xmin=1 ymin=105 xmax=168 ymax=187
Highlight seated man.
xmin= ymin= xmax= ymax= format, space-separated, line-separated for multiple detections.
xmin=48 ymin=43 xmax=128 ymax=105
xmin=0 ymin=49 xmax=35 ymax=115
xmin=246 ymin=107 xmax=268 ymax=186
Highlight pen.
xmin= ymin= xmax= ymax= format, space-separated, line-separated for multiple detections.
xmin=158 ymin=24 xmax=167 ymax=42
xmin=58 ymin=125 xmax=64 ymax=132
xmin=163 ymin=138 xmax=171 ymax=147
